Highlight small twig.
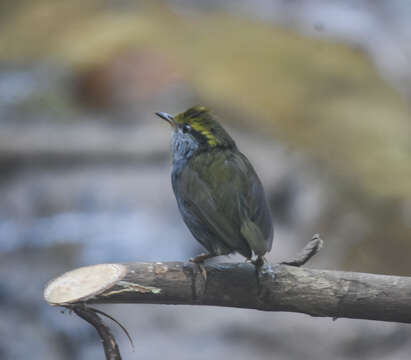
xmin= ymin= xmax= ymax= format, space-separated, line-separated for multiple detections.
xmin=281 ymin=233 xmax=323 ymax=266
xmin=87 ymin=306 xmax=134 ymax=350
xmin=69 ymin=304 xmax=122 ymax=360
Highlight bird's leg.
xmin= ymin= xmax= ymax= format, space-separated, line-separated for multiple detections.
xmin=251 ymin=255 xmax=269 ymax=293
xmin=190 ymin=253 xmax=216 ymax=263
xmin=250 ymin=255 xmax=267 ymax=271
xmin=189 ymin=253 xmax=216 ymax=281
xmin=252 ymin=255 xmax=266 ymax=269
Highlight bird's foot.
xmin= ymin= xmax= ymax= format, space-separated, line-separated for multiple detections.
xmin=251 ymin=255 xmax=266 ymax=271
xmin=251 ymin=256 xmax=271 ymax=295
xmin=190 ymin=253 xmax=214 ymax=263
xmin=189 ymin=253 xmax=214 ymax=281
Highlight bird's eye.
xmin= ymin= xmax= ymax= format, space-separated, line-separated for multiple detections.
xmin=182 ymin=124 xmax=191 ymax=133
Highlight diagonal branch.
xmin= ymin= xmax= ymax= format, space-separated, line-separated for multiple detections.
xmin=69 ymin=304 xmax=122 ymax=360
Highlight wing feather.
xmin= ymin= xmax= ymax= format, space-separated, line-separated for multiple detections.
xmin=173 ymin=150 xmax=273 ymax=257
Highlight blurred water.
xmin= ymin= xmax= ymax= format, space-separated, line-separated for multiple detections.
xmin=0 ymin=211 xmax=191 ymax=262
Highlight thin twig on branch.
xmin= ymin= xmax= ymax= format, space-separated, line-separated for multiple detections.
xmin=281 ymin=233 xmax=323 ymax=266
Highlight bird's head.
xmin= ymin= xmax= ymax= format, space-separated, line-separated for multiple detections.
xmin=156 ymin=106 xmax=236 ymax=152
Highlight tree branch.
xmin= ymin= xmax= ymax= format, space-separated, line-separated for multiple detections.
xmin=44 ymin=261 xmax=411 ymax=323
xmin=69 ymin=304 xmax=122 ymax=360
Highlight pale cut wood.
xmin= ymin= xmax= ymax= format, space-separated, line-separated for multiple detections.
xmin=44 ymin=263 xmax=126 ymax=305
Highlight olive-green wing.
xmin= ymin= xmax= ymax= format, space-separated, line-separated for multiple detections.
xmin=229 ymin=151 xmax=273 ymax=255
xmin=176 ymin=150 xmax=273 ymax=257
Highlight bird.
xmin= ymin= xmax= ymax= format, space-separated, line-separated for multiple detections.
xmin=156 ymin=106 xmax=273 ymax=274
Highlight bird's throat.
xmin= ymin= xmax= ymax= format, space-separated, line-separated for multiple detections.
xmin=172 ymin=131 xmax=199 ymax=165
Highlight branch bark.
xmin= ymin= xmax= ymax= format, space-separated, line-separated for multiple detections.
xmin=44 ymin=261 xmax=411 ymax=323
xmin=70 ymin=305 xmax=122 ymax=360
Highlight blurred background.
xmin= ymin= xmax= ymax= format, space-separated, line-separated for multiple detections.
xmin=1 ymin=0 xmax=411 ymax=359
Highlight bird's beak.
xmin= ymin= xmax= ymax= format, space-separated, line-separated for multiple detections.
xmin=155 ymin=112 xmax=175 ymax=128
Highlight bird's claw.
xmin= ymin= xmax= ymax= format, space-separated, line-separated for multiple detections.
xmin=189 ymin=254 xmax=208 ymax=281
xmin=198 ymin=262 xmax=207 ymax=281
xmin=251 ymin=256 xmax=266 ymax=269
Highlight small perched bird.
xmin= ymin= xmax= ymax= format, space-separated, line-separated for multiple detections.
xmin=156 ymin=106 xmax=273 ymax=271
